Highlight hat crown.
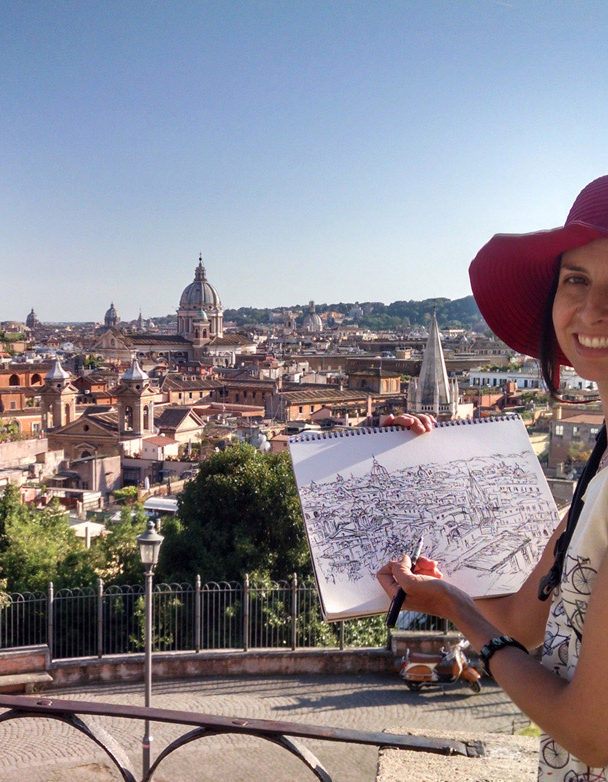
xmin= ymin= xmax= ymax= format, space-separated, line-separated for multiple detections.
xmin=566 ymin=175 xmax=608 ymax=229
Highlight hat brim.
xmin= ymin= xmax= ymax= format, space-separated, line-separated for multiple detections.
xmin=469 ymin=221 xmax=608 ymax=365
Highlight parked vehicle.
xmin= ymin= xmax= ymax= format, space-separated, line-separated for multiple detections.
xmin=400 ymin=638 xmax=482 ymax=693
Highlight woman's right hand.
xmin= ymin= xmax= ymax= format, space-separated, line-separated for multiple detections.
xmin=383 ymin=413 xmax=436 ymax=434
xmin=377 ymin=554 xmax=465 ymax=622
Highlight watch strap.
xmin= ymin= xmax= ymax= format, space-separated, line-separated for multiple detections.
xmin=479 ymin=635 xmax=528 ymax=677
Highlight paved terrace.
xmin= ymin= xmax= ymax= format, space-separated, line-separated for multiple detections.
xmin=0 ymin=673 xmax=535 ymax=781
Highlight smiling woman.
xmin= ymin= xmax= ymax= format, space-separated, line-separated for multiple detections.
xmin=553 ymin=239 xmax=608 ymax=397
xmin=378 ymin=176 xmax=608 ymax=781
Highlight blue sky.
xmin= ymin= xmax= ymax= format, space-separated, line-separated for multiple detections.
xmin=3 ymin=1 xmax=608 ymax=322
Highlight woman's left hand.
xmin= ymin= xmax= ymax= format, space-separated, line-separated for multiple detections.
xmin=383 ymin=413 xmax=436 ymax=434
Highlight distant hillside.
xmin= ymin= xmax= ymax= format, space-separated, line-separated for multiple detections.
xmin=223 ymin=296 xmax=485 ymax=331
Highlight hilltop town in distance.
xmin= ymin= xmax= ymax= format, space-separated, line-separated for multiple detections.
xmin=0 ymin=253 xmax=602 ymax=537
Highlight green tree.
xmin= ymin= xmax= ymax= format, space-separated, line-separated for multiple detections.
xmin=112 ymin=486 xmax=139 ymax=505
xmin=158 ymin=443 xmax=311 ymax=583
xmin=95 ymin=502 xmax=147 ymax=584
xmin=83 ymin=354 xmax=104 ymax=369
xmin=0 ymin=493 xmax=96 ymax=592
xmin=0 ymin=484 xmax=26 ymax=551
xmin=0 ymin=418 xmax=20 ymax=443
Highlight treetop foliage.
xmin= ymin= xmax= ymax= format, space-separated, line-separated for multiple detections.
xmin=157 ymin=443 xmax=311 ymax=584
xmin=0 ymin=485 xmax=150 ymax=593
xmin=223 ymin=295 xmax=484 ymax=330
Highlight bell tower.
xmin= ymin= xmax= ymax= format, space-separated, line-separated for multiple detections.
xmin=40 ymin=360 xmax=77 ymax=430
xmin=115 ymin=358 xmax=156 ymax=436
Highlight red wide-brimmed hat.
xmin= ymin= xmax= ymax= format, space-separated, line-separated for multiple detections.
xmin=469 ymin=175 xmax=608 ymax=366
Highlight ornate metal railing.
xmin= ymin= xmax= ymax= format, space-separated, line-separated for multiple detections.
xmin=0 ymin=576 xmax=448 ymax=660
xmin=0 ymin=693 xmax=484 ymax=781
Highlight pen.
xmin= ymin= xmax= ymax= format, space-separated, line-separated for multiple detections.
xmin=386 ymin=535 xmax=424 ymax=628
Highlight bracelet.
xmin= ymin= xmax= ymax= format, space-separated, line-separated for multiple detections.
xmin=479 ymin=635 xmax=528 ymax=677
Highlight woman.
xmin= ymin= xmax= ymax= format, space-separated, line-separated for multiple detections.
xmin=378 ymin=175 xmax=608 ymax=781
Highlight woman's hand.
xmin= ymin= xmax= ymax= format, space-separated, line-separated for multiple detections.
xmin=377 ymin=554 xmax=465 ymax=621
xmin=383 ymin=413 xmax=436 ymax=434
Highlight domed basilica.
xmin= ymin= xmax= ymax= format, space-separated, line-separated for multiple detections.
xmin=92 ymin=254 xmax=252 ymax=365
xmin=176 ymin=255 xmax=223 ymax=342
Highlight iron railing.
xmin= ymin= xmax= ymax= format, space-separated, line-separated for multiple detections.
xmin=0 ymin=575 xmax=447 ymax=661
xmin=0 ymin=693 xmax=484 ymax=782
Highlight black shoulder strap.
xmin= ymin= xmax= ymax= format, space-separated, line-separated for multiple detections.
xmin=538 ymin=422 xmax=607 ymax=600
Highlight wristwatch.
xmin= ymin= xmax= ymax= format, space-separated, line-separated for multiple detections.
xmin=479 ymin=635 xmax=528 ymax=677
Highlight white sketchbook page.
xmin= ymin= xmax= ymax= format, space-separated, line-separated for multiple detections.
xmin=289 ymin=417 xmax=560 ymax=620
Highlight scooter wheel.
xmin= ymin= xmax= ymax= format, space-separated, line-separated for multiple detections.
xmin=405 ymin=681 xmax=423 ymax=691
xmin=467 ymin=680 xmax=481 ymax=694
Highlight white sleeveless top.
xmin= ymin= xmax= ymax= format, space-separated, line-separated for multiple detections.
xmin=538 ymin=467 xmax=608 ymax=780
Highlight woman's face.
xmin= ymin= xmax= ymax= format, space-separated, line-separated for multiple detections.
xmin=553 ymin=237 xmax=608 ymax=394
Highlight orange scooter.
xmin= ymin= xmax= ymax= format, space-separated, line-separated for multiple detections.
xmin=399 ymin=638 xmax=482 ymax=693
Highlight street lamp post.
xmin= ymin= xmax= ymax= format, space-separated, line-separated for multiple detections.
xmin=137 ymin=519 xmax=164 ymax=779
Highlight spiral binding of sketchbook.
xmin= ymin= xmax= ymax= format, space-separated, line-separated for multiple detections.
xmin=288 ymin=414 xmax=519 ymax=443
xmin=288 ymin=415 xmax=559 ymax=621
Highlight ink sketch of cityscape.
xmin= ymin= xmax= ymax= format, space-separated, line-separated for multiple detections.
xmin=299 ymin=446 xmax=559 ymax=607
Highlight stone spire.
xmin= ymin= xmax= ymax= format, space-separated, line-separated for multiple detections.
xmin=408 ymin=308 xmax=457 ymax=419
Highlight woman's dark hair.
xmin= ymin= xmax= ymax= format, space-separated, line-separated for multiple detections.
xmin=539 ymin=260 xmax=562 ymax=398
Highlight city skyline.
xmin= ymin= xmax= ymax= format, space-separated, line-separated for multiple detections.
xmin=3 ymin=1 xmax=608 ymax=321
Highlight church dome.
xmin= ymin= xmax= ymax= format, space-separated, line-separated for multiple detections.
xmin=302 ymin=301 xmax=323 ymax=333
xmin=26 ymin=308 xmax=38 ymax=329
xmin=179 ymin=256 xmax=221 ymax=310
xmin=105 ymin=302 xmax=120 ymax=327
xmin=45 ymin=359 xmax=70 ymax=382
xmin=195 ymin=308 xmax=209 ymax=322
xmin=121 ymin=357 xmax=149 ymax=382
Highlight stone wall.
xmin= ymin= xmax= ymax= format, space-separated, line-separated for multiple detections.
xmin=49 ymin=648 xmax=397 ymax=688
xmin=0 ymin=437 xmax=48 ymax=468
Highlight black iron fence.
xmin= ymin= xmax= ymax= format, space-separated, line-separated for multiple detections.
xmin=0 ymin=575 xmax=445 ymax=660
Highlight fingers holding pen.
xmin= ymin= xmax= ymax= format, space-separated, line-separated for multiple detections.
xmin=406 ymin=555 xmax=443 ymax=579
xmin=377 ymin=555 xmax=443 ymax=598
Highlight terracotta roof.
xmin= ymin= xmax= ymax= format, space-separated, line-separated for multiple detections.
xmin=348 ymin=369 xmax=402 ymax=378
xmin=278 ymin=388 xmax=373 ymax=403
xmin=143 ymin=435 xmax=178 ymax=446
xmin=557 ymin=413 xmax=605 ymax=425
xmin=209 ymin=334 xmax=255 ymax=346
xmin=218 ymin=378 xmax=276 ymax=389
xmin=129 ymin=334 xmax=192 ymax=346
xmin=155 ymin=406 xmax=204 ymax=429
xmin=83 ymin=409 xmax=120 ymax=432
xmin=161 ymin=376 xmax=222 ymax=391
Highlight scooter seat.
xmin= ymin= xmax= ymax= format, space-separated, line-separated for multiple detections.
xmin=408 ymin=651 xmax=443 ymax=664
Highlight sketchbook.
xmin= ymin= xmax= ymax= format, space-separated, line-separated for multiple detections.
xmin=288 ymin=415 xmax=560 ymax=621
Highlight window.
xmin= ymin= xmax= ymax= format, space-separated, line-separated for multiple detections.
xmin=555 ymin=424 xmax=564 ymax=437
xmin=299 ymin=406 xmax=303 ymax=413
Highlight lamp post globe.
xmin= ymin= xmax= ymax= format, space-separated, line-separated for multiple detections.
xmin=137 ymin=519 xmax=164 ymax=569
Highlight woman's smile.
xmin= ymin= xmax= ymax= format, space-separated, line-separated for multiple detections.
xmin=577 ymin=334 xmax=608 ymax=349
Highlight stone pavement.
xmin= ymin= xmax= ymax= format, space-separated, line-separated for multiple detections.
xmin=0 ymin=674 xmax=531 ymax=781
